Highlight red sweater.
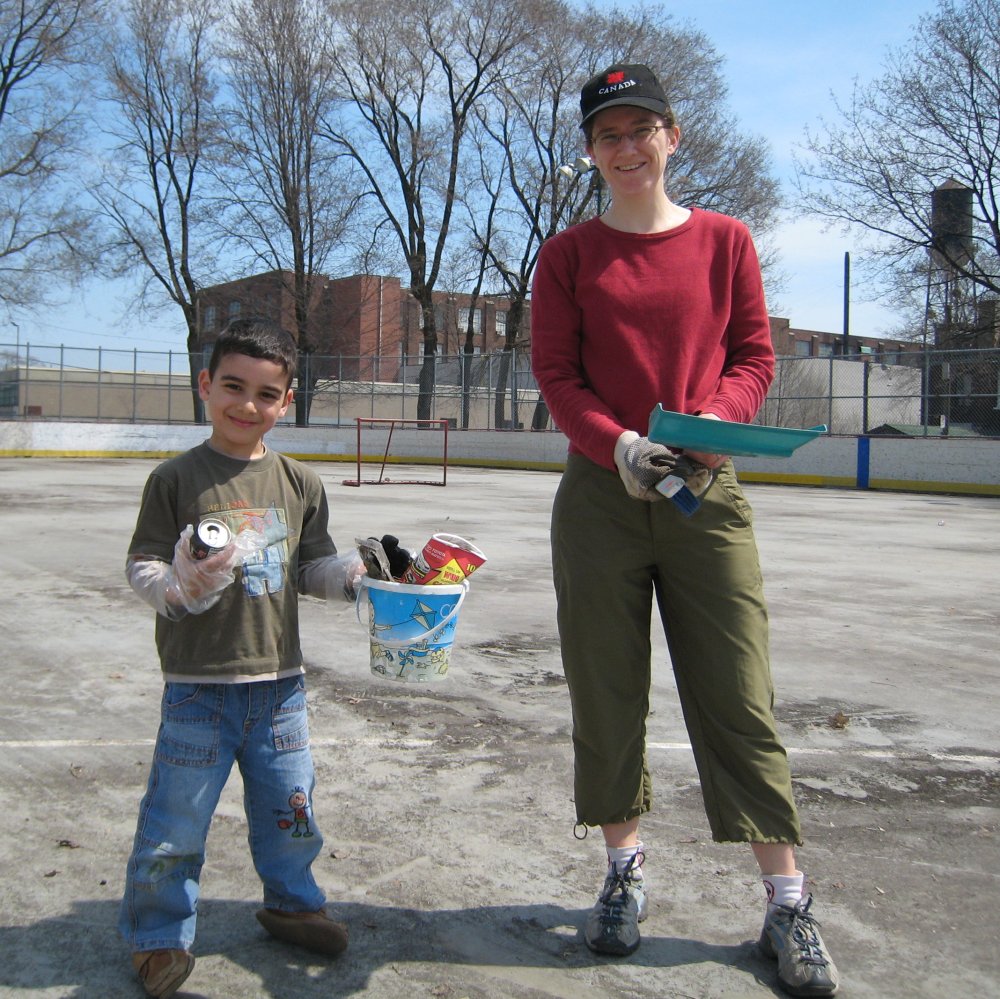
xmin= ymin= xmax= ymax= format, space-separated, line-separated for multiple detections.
xmin=531 ymin=208 xmax=775 ymax=469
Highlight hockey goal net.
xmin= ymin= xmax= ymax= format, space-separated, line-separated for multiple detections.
xmin=341 ymin=417 xmax=449 ymax=487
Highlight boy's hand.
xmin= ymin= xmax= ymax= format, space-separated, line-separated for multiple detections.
xmin=298 ymin=550 xmax=368 ymax=602
xmin=167 ymin=525 xmax=242 ymax=610
xmin=344 ymin=554 xmax=367 ymax=599
xmin=126 ymin=527 xmax=241 ymax=620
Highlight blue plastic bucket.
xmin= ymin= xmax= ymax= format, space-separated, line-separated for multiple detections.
xmin=357 ymin=576 xmax=469 ymax=682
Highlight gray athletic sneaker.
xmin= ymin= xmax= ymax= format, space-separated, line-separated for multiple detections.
xmin=759 ymin=895 xmax=839 ymax=997
xmin=583 ymin=853 xmax=648 ymax=956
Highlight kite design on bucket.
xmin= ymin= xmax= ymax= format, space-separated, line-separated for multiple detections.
xmin=358 ymin=577 xmax=469 ymax=683
xmin=371 ymin=597 xmax=441 ymax=635
xmin=369 ymin=597 xmax=452 ymax=678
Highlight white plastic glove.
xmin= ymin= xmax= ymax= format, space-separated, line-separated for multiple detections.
xmin=299 ymin=550 xmax=367 ymax=601
xmin=613 ymin=430 xmax=689 ymax=501
xmin=126 ymin=524 xmax=265 ymax=620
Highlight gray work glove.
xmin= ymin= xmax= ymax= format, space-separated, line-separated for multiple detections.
xmin=613 ymin=431 xmax=713 ymax=503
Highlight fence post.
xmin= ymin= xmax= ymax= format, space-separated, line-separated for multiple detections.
xmin=58 ymin=345 xmax=65 ymax=419
xmin=22 ymin=343 xmax=30 ymax=417
xmin=488 ymin=353 xmax=495 ymax=430
xmin=827 ymin=356 xmax=834 ymax=432
xmin=337 ymin=355 xmax=342 ymax=425
xmin=922 ymin=343 xmax=931 ymax=436
xmin=862 ymin=358 xmax=871 ymax=434
xmin=304 ymin=352 xmax=311 ymax=428
xmin=511 ymin=348 xmax=519 ymax=429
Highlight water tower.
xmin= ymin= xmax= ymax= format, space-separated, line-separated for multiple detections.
xmin=931 ymin=178 xmax=973 ymax=271
xmin=928 ymin=179 xmax=974 ymax=348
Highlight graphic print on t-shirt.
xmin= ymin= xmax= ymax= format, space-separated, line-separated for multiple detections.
xmin=209 ymin=505 xmax=289 ymax=597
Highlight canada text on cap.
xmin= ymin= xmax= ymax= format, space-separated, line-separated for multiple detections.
xmin=580 ymin=64 xmax=670 ymax=125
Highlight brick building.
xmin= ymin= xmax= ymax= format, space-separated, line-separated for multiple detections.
xmin=196 ymin=269 xmax=916 ymax=373
xmin=768 ymin=316 xmax=910 ymax=361
xmin=196 ymin=271 xmax=515 ymax=381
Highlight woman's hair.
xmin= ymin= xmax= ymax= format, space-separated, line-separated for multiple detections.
xmin=208 ymin=318 xmax=298 ymax=388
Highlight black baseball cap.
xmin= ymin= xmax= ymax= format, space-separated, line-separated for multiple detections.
xmin=580 ymin=64 xmax=671 ymax=125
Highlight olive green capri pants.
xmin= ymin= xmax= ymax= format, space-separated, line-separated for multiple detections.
xmin=550 ymin=454 xmax=801 ymax=845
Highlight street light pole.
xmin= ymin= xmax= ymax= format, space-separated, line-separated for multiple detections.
xmin=558 ymin=156 xmax=603 ymax=215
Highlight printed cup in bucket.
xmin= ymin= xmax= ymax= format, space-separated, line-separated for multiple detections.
xmin=402 ymin=533 xmax=487 ymax=585
xmin=357 ymin=576 xmax=469 ymax=682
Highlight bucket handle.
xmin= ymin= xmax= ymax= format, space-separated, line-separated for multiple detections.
xmin=356 ymin=578 xmax=469 ymax=648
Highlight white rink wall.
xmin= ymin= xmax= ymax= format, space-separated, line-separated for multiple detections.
xmin=0 ymin=421 xmax=997 ymax=495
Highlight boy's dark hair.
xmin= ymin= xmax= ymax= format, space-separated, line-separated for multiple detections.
xmin=208 ymin=318 xmax=298 ymax=388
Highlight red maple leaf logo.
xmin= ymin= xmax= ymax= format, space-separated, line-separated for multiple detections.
xmin=607 ymin=71 xmax=626 ymax=84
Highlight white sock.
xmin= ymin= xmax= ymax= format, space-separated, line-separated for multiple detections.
xmin=607 ymin=843 xmax=644 ymax=881
xmin=763 ymin=872 xmax=805 ymax=914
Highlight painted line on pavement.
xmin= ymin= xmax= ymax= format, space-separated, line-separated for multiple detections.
xmin=2 ymin=737 xmax=995 ymax=767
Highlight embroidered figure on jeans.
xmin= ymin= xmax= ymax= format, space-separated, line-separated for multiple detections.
xmin=274 ymin=787 xmax=314 ymax=837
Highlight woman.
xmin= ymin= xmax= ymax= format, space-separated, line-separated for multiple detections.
xmin=530 ymin=64 xmax=839 ymax=998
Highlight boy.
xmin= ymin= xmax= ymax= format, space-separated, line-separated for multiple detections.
xmin=119 ymin=319 xmax=364 ymax=998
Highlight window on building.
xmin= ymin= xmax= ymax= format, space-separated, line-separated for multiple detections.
xmin=495 ymin=310 xmax=507 ymax=340
xmin=202 ymin=305 xmax=217 ymax=333
xmin=817 ymin=341 xmax=834 ymax=357
xmin=794 ymin=340 xmax=812 ymax=357
xmin=228 ymin=300 xmax=241 ymax=320
xmin=458 ymin=307 xmax=482 ymax=334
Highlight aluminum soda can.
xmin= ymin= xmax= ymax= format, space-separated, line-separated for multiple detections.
xmin=190 ymin=518 xmax=232 ymax=560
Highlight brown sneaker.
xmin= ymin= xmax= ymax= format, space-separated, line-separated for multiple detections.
xmin=131 ymin=949 xmax=195 ymax=998
xmin=255 ymin=907 xmax=349 ymax=956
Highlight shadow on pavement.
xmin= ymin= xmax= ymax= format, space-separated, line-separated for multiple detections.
xmin=1 ymin=897 xmax=784 ymax=997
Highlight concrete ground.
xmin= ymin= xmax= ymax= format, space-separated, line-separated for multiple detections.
xmin=0 ymin=457 xmax=997 ymax=999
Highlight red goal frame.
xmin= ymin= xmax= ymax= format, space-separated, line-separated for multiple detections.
xmin=341 ymin=417 xmax=449 ymax=487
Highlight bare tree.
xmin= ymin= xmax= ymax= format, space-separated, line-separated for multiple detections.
xmin=462 ymin=0 xmax=593 ymax=430
xmin=215 ymin=0 xmax=356 ymax=425
xmin=796 ymin=0 xmax=1000 ymax=302
xmin=448 ymin=124 xmax=507 ymax=428
xmin=325 ymin=0 xmax=528 ymax=421
xmin=0 ymin=0 xmax=98 ymax=310
xmin=466 ymin=1 xmax=783 ymax=428
xmin=577 ymin=4 xmax=782 ymax=240
xmin=94 ymin=0 xmax=221 ymax=420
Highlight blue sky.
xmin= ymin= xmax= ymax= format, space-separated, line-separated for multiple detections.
xmin=647 ymin=0 xmax=941 ymax=334
xmin=8 ymin=0 xmax=941 ymax=355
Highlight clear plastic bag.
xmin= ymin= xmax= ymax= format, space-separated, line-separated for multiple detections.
xmin=127 ymin=524 xmax=267 ymax=619
xmin=300 ymin=550 xmax=366 ymax=601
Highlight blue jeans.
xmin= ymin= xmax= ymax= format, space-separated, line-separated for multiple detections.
xmin=118 ymin=676 xmax=326 ymax=952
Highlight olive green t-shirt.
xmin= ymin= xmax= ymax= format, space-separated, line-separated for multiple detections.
xmin=128 ymin=442 xmax=337 ymax=681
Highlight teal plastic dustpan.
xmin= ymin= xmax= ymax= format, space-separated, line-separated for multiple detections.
xmin=648 ymin=406 xmax=826 ymax=458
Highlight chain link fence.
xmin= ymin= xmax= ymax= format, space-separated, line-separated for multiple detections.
xmin=2 ymin=342 xmax=998 ymax=438
xmin=761 ymin=348 xmax=1000 ymax=436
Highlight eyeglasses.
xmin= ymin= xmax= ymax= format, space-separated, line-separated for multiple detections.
xmin=592 ymin=124 xmax=667 ymax=151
